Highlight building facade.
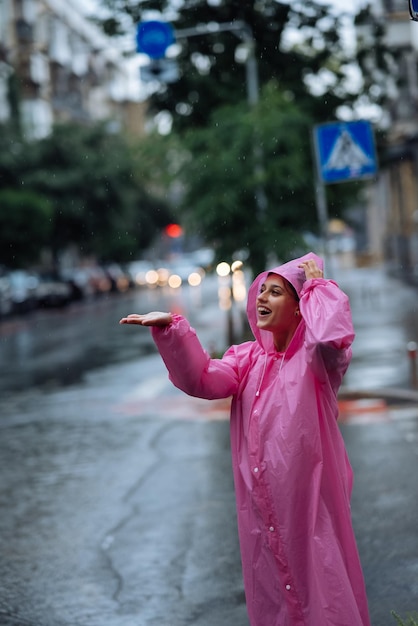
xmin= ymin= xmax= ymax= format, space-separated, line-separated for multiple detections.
xmin=356 ymin=1 xmax=418 ymax=278
xmin=0 ymin=0 xmax=145 ymax=139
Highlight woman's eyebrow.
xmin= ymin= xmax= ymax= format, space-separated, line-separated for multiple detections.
xmin=261 ymin=282 xmax=283 ymax=290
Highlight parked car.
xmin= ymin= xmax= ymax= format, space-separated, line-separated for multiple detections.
xmin=61 ymin=268 xmax=94 ymax=300
xmin=63 ymin=266 xmax=112 ymax=298
xmin=8 ymin=270 xmax=38 ymax=314
xmin=167 ymin=258 xmax=206 ymax=288
xmin=86 ymin=266 xmax=112 ymax=296
xmin=127 ymin=260 xmax=155 ymax=287
xmin=35 ymin=273 xmax=72 ymax=308
xmin=0 ymin=275 xmax=12 ymax=317
xmin=103 ymin=264 xmax=131 ymax=293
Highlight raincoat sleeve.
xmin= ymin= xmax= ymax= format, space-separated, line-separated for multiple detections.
xmin=299 ymin=277 xmax=354 ymax=383
xmin=150 ymin=314 xmax=240 ymax=400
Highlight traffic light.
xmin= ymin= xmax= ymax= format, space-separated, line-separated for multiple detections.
xmin=164 ymin=224 xmax=183 ymax=238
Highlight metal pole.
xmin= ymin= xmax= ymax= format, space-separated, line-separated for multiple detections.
xmin=407 ymin=341 xmax=418 ymax=389
xmin=175 ymin=20 xmax=252 ymax=41
xmin=244 ymin=43 xmax=259 ymax=106
xmin=175 ymin=21 xmax=260 ymax=109
xmin=311 ymin=126 xmax=331 ymax=270
xmin=314 ymin=178 xmax=328 ymax=251
xmin=314 ymin=176 xmax=330 ymax=270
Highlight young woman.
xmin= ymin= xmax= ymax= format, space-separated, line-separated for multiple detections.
xmin=120 ymin=252 xmax=371 ymax=626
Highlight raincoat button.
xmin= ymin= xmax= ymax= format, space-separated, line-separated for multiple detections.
xmin=269 ymin=526 xmax=274 ymax=532
xmin=253 ymin=467 xmax=259 ymax=473
xmin=286 ymin=584 xmax=291 ymax=590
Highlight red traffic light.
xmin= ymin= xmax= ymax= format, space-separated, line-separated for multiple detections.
xmin=164 ymin=223 xmax=183 ymax=238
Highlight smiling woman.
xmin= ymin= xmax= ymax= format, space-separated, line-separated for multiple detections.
xmin=120 ymin=251 xmax=371 ymax=626
xmin=255 ymin=273 xmax=301 ymax=352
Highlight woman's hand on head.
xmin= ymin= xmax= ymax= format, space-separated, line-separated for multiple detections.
xmin=298 ymin=259 xmax=324 ymax=280
xmin=119 ymin=312 xmax=173 ymax=327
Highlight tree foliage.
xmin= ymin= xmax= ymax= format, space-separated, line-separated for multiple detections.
xmin=96 ymin=0 xmax=353 ymax=130
xmin=175 ymin=81 xmax=317 ymax=273
xmin=0 ymin=189 xmax=53 ymax=268
xmin=0 ymin=123 xmax=173 ymax=268
xmin=353 ymin=5 xmax=400 ymax=115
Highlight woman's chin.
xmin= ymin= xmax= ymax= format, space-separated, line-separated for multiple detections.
xmin=256 ymin=318 xmax=271 ymax=330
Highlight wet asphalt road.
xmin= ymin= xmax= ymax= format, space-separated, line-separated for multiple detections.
xmin=0 ymin=276 xmax=249 ymax=626
xmin=0 ymin=276 xmax=221 ymax=397
xmin=0 ymin=264 xmax=418 ymax=626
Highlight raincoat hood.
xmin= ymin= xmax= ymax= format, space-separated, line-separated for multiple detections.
xmin=247 ymin=252 xmax=324 ymax=353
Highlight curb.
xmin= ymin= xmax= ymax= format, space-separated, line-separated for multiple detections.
xmin=338 ymin=388 xmax=418 ymax=424
xmin=339 ymin=386 xmax=418 ymax=405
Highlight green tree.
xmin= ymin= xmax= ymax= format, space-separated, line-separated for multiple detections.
xmin=353 ymin=5 xmax=400 ymax=115
xmin=0 ymin=189 xmax=53 ymax=267
xmin=173 ymin=82 xmax=316 ymax=273
xmin=0 ymin=121 xmax=173 ymax=268
xmin=22 ymin=123 xmax=172 ymax=264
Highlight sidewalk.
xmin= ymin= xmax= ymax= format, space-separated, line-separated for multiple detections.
xmin=340 ymin=404 xmax=418 ymax=625
xmin=325 ymin=262 xmax=418 ymax=625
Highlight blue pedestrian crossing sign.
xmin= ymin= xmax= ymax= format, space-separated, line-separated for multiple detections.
xmin=313 ymin=120 xmax=378 ymax=184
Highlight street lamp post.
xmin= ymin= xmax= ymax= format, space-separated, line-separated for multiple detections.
xmin=174 ymin=21 xmax=259 ymax=107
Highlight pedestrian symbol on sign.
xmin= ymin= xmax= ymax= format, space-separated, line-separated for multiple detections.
xmin=314 ymin=120 xmax=378 ymax=184
xmin=324 ymin=130 xmax=374 ymax=173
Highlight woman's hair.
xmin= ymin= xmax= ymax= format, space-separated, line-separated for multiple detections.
xmin=284 ymin=279 xmax=300 ymax=302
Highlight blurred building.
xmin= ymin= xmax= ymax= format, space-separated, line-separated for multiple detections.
xmin=0 ymin=0 xmax=146 ymax=139
xmin=356 ymin=1 xmax=418 ymax=279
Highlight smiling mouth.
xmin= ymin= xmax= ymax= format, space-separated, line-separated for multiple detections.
xmin=257 ymin=307 xmax=271 ymax=317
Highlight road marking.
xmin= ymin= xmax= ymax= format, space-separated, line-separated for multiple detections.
xmin=114 ymin=384 xmax=231 ymax=421
xmin=123 ymin=377 xmax=170 ymax=401
xmin=338 ymin=398 xmax=390 ymax=424
xmin=338 ymin=398 xmax=418 ymax=425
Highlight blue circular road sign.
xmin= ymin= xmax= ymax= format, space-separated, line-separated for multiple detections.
xmin=136 ymin=21 xmax=175 ymax=59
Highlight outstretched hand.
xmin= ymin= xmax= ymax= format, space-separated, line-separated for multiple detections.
xmin=119 ymin=312 xmax=173 ymax=327
xmin=298 ymin=259 xmax=323 ymax=280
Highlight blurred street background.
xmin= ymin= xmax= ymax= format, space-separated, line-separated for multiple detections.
xmin=1 ymin=0 xmax=418 ymax=624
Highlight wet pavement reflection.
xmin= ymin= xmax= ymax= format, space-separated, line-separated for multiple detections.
xmin=334 ymin=263 xmax=418 ymax=391
xmin=0 ymin=278 xmax=214 ymax=396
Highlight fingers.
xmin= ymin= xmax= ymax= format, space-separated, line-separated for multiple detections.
xmin=298 ymin=259 xmax=324 ymax=279
xmin=119 ymin=312 xmax=172 ymax=327
xmin=119 ymin=314 xmax=145 ymax=325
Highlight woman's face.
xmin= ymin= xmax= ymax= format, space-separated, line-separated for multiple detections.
xmin=256 ymin=273 xmax=299 ymax=334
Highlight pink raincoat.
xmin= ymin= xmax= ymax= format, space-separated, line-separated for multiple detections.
xmin=151 ymin=252 xmax=370 ymax=626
